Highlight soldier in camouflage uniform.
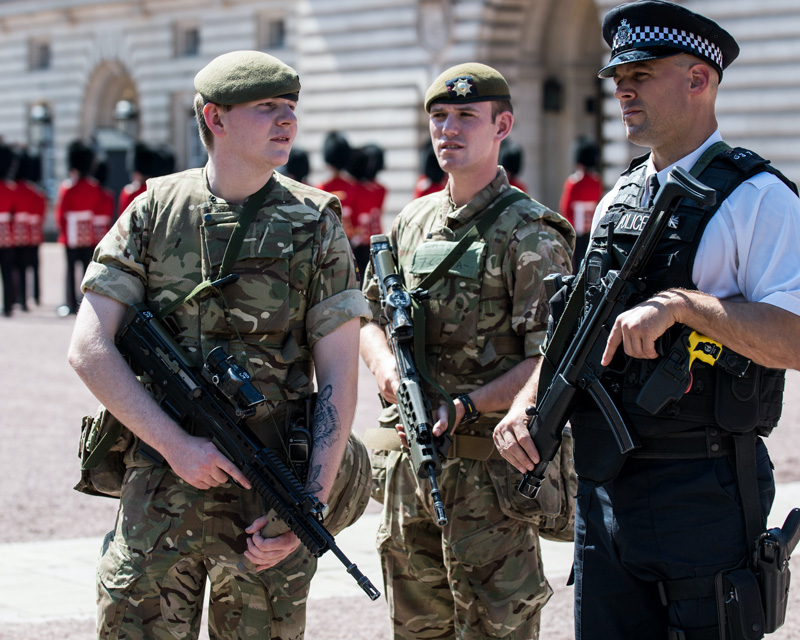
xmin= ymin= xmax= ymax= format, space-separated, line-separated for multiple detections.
xmin=360 ymin=63 xmax=574 ymax=639
xmin=68 ymin=50 xmax=372 ymax=639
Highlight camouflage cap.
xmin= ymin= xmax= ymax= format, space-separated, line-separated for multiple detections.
xmin=424 ymin=62 xmax=511 ymax=113
xmin=194 ymin=50 xmax=300 ymax=105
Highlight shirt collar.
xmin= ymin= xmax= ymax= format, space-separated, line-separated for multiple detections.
xmin=443 ymin=167 xmax=510 ymax=224
xmin=646 ymin=130 xmax=723 ymax=185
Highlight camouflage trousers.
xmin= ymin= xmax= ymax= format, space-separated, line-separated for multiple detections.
xmin=96 ymin=464 xmax=315 ymax=640
xmin=373 ymin=449 xmax=553 ymax=640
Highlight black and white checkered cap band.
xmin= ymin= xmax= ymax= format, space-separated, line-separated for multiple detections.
xmin=620 ymin=26 xmax=723 ymax=69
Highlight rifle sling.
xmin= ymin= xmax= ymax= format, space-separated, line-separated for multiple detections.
xmin=156 ymin=177 xmax=274 ymax=320
xmin=411 ymin=189 xmax=530 ymax=431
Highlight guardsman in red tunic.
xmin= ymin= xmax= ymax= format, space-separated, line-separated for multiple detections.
xmin=13 ymin=151 xmax=47 ymax=308
xmin=55 ymin=140 xmax=105 ymax=314
xmin=316 ymin=131 xmax=359 ymax=235
xmin=348 ymin=144 xmax=388 ymax=278
xmin=0 ymin=144 xmax=18 ymax=317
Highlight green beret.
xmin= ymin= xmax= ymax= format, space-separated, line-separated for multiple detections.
xmin=194 ymin=50 xmax=300 ymax=105
xmin=424 ymin=62 xmax=511 ymax=112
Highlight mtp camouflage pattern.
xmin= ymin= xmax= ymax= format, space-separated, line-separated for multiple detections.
xmin=362 ymin=168 xmax=574 ymax=638
xmin=84 ymin=168 xmax=371 ymax=639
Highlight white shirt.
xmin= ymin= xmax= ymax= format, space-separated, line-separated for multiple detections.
xmin=593 ymin=131 xmax=800 ymax=316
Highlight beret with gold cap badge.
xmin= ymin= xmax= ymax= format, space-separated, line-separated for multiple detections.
xmin=598 ymin=0 xmax=739 ymax=80
xmin=194 ymin=50 xmax=300 ymax=105
xmin=424 ymin=62 xmax=511 ymax=113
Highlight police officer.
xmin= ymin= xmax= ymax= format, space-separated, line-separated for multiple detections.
xmin=360 ymin=62 xmax=574 ymax=639
xmin=68 ymin=50 xmax=372 ymax=639
xmin=494 ymin=2 xmax=800 ymax=639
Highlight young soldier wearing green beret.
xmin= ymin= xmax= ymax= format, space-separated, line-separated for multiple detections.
xmin=360 ymin=62 xmax=575 ymax=639
xmin=69 ymin=50 xmax=372 ymax=639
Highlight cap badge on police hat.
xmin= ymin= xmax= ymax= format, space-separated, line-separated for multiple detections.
xmin=447 ymin=76 xmax=477 ymax=99
xmin=612 ymin=19 xmax=633 ymax=50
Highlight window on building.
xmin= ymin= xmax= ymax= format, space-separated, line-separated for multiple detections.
xmin=259 ymin=16 xmax=286 ymax=50
xmin=29 ymin=40 xmax=51 ymax=71
xmin=176 ymin=24 xmax=200 ymax=57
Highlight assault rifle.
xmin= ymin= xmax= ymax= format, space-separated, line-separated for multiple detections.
xmin=115 ymin=303 xmax=381 ymax=600
xmin=518 ymin=167 xmax=717 ymax=499
xmin=370 ymin=234 xmax=450 ymax=526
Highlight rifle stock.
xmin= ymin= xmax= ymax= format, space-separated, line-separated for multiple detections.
xmin=518 ymin=167 xmax=717 ymax=499
xmin=115 ymin=303 xmax=381 ymax=600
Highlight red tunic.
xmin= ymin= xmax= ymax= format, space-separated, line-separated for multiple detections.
xmin=0 ymin=181 xmax=17 ymax=249
xmin=351 ymin=179 xmax=387 ymax=246
xmin=559 ymin=170 xmax=602 ymax=237
xmin=316 ymin=175 xmax=360 ymax=241
xmin=13 ymin=180 xmax=46 ymax=246
xmin=117 ymin=181 xmax=146 ymax=216
xmin=55 ymin=177 xmax=106 ymax=247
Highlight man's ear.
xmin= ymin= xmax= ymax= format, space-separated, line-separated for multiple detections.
xmin=203 ymin=102 xmax=226 ymax=137
xmin=496 ymin=111 xmax=514 ymax=141
xmin=688 ymin=62 xmax=713 ymax=94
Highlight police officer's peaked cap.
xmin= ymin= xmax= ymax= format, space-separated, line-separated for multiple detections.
xmin=194 ymin=50 xmax=300 ymax=105
xmin=424 ymin=62 xmax=511 ymax=113
xmin=599 ymin=0 xmax=739 ymax=80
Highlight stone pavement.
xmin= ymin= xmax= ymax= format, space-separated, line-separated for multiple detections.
xmin=1 ymin=485 xmax=799 ymax=634
xmin=0 ymin=507 xmax=578 ymax=625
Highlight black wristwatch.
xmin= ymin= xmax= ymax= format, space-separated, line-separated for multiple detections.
xmin=456 ymin=393 xmax=481 ymax=425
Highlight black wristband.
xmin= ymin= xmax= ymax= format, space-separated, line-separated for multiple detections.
xmin=456 ymin=393 xmax=481 ymax=425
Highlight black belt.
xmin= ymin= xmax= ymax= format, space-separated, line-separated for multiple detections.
xmin=629 ymin=427 xmax=734 ymax=460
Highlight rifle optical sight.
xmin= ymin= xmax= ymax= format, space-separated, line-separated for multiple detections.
xmin=205 ymin=347 xmax=265 ymax=415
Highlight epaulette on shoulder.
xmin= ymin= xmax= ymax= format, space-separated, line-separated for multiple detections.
xmin=716 ymin=147 xmax=769 ymax=173
xmin=621 ymin=152 xmax=650 ymax=176
xmin=715 ymin=147 xmax=798 ymax=196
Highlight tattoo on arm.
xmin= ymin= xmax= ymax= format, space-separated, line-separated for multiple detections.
xmin=312 ymin=384 xmax=340 ymax=453
xmin=305 ymin=385 xmax=341 ymax=497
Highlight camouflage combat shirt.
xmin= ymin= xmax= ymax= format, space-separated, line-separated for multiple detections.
xmin=83 ymin=168 xmax=370 ymax=409
xmin=363 ymin=168 xmax=574 ymax=438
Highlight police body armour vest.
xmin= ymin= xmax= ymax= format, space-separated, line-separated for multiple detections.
xmin=570 ymin=147 xmax=794 ymax=481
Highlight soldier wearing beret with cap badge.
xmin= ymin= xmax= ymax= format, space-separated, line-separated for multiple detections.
xmin=360 ymin=62 xmax=574 ymax=639
xmin=495 ymin=2 xmax=800 ymax=639
xmin=69 ymin=50 xmax=372 ymax=639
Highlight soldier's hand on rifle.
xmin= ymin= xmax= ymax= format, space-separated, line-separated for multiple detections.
xmin=244 ymin=518 xmax=301 ymax=571
xmin=163 ymin=432 xmax=252 ymax=491
xmin=374 ymin=355 xmax=401 ymax=405
xmin=433 ymin=400 xmax=462 ymax=438
xmin=493 ymin=406 xmax=540 ymax=473
xmin=602 ymin=291 xmax=678 ymax=366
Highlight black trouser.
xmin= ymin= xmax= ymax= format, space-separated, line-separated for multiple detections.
xmin=16 ymin=245 xmax=40 ymax=305
xmin=574 ymin=438 xmax=775 ymax=640
xmin=65 ymin=246 xmax=94 ymax=313
xmin=0 ymin=247 xmax=15 ymax=315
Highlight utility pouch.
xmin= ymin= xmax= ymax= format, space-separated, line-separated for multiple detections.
xmin=74 ymin=405 xmax=134 ymax=499
xmin=716 ymin=568 xmax=765 ymax=640
xmin=287 ymin=395 xmax=315 ymax=483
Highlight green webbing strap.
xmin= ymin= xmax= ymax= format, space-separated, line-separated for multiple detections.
xmin=690 ymin=141 xmax=731 ymax=178
xmin=156 ymin=178 xmax=274 ymax=320
xmin=411 ymin=189 xmax=530 ymax=431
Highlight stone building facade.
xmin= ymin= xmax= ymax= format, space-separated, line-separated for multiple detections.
xmin=0 ymin=0 xmax=797 ymax=223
